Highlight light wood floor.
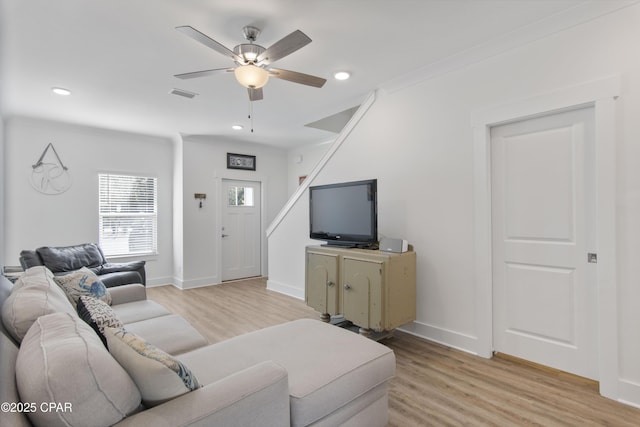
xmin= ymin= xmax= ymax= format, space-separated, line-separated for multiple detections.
xmin=147 ymin=278 xmax=640 ymax=426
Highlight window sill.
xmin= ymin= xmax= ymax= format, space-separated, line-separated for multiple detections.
xmin=105 ymin=252 xmax=159 ymax=263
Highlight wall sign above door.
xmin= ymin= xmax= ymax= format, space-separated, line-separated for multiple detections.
xmin=227 ymin=153 xmax=256 ymax=171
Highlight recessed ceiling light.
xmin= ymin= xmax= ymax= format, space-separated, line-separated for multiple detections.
xmin=333 ymin=71 xmax=350 ymax=81
xmin=52 ymin=87 xmax=71 ymax=96
xmin=232 ymin=125 xmax=244 ymax=130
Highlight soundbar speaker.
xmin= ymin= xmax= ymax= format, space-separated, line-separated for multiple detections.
xmin=380 ymin=238 xmax=408 ymax=253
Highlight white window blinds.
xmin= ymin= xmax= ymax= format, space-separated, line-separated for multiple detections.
xmin=99 ymin=174 xmax=157 ymax=257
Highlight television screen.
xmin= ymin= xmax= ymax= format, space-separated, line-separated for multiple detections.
xmin=309 ymin=179 xmax=377 ymax=247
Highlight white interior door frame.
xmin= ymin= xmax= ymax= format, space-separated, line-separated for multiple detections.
xmin=214 ymin=171 xmax=268 ymax=283
xmin=471 ymin=75 xmax=619 ymax=399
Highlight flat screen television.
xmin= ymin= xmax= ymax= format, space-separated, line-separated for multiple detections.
xmin=309 ymin=179 xmax=377 ymax=248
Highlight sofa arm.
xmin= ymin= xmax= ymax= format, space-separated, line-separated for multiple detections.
xmin=108 ymin=284 xmax=148 ymax=305
xmin=100 ymin=261 xmax=146 ymax=273
xmin=19 ymin=249 xmax=43 ymax=270
xmin=99 ymin=261 xmax=146 ymax=286
xmin=114 ymin=361 xmax=290 ymax=427
xmin=100 ymin=271 xmax=144 ymax=288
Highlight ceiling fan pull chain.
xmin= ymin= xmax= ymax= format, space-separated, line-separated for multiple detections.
xmin=249 ymin=100 xmax=254 ymax=133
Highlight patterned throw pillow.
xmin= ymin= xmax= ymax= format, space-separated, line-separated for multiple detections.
xmin=77 ymin=295 xmax=123 ymax=348
xmin=104 ymin=327 xmax=201 ymax=407
xmin=54 ymin=267 xmax=112 ymax=306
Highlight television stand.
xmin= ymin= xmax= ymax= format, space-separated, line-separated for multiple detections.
xmin=305 ymin=245 xmax=416 ymax=337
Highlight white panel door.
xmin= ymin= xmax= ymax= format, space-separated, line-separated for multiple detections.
xmin=491 ymin=107 xmax=597 ymax=380
xmin=222 ymin=180 xmax=261 ymax=281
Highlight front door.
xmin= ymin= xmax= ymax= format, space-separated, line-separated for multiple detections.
xmin=221 ymin=180 xmax=261 ymax=281
xmin=491 ymin=106 xmax=597 ymax=380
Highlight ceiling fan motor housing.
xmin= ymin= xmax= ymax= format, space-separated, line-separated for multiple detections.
xmin=234 ymin=43 xmax=266 ymax=65
xmin=242 ymin=26 xmax=261 ymax=42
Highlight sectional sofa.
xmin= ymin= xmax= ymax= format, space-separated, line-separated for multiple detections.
xmin=0 ymin=266 xmax=395 ymax=426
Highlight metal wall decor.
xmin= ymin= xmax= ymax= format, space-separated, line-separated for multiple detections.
xmin=227 ymin=153 xmax=256 ymax=171
xmin=30 ymin=143 xmax=72 ymax=195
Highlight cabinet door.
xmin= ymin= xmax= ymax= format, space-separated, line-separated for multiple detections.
xmin=306 ymin=253 xmax=339 ymax=315
xmin=342 ymin=258 xmax=383 ymax=330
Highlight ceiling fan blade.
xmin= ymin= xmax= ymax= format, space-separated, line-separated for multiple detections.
xmin=268 ymin=68 xmax=326 ymax=88
xmin=174 ymin=68 xmax=233 ymax=80
xmin=248 ymin=87 xmax=264 ymax=101
xmin=256 ymin=30 xmax=311 ymax=65
xmin=176 ymin=26 xmax=243 ymax=63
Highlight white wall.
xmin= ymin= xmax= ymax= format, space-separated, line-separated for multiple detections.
xmin=175 ymin=135 xmax=288 ymax=288
xmin=287 ymin=141 xmax=332 ymax=196
xmin=0 ymin=0 xmax=5 ymax=269
xmin=172 ymin=136 xmax=185 ymax=284
xmin=267 ymin=4 xmax=640 ymax=406
xmin=3 ymin=117 xmax=175 ymax=285
xmin=0 ymin=116 xmax=4 ymax=268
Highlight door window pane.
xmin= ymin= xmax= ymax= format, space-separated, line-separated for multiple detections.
xmin=228 ymin=186 xmax=254 ymax=206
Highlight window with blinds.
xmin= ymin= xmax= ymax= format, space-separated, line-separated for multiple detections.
xmin=98 ymin=174 xmax=157 ymax=257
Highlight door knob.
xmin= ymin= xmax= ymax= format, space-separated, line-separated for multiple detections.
xmin=326 ymin=281 xmax=334 ymax=287
xmin=343 ymin=284 xmax=351 ymax=290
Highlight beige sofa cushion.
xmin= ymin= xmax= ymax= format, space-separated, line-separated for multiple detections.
xmin=0 ymin=333 xmax=31 ymax=427
xmin=16 ymin=312 xmax=141 ymax=427
xmin=1 ymin=266 xmax=76 ymax=342
xmin=124 ymin=314 xmax=208 ymax=355
xmin=111 ymin=299 xmax=171 ymax=324
xmin=178 ymin=318 xmax=395 ymax=427
xmin=105 ymin=327 xmax=201 ymax=407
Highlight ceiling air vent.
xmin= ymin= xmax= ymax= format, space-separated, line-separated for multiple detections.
xmin=169 ymin=88 xmax=198 ymax=99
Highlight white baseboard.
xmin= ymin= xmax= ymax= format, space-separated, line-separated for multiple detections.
xmin=267 ymin=279 xmax=304 ymax=300
xmin=146 ymin=277 xmax=174 ymax=287
xmin=618 ymin=379 xmax=640 ymax=408
xmin=170 ymin=275 xmax=219 ymax=290
xmin=397 ymin=320 xmax=481 ymax=357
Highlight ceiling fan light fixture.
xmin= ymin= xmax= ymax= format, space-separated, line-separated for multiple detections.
xmin=234 ymin=64 xmax=269 ymax=89
xmin=333 ymin=71 xmax=350 ymax=81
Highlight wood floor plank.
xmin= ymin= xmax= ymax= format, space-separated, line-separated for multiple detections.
xmin=147 ymin=279 xmax=640 ymax=426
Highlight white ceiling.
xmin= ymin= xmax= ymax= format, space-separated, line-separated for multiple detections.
xmin=0 ymin=0 xmax=634 ymax=148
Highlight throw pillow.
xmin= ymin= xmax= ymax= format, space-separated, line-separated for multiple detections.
xmin=54 ymin=266 xmax=112 ymax=306
xmin=77 ymin=295 xmax=123 ymax=348
xmin=1 ymin=266 xmax=76 ymax=343
xmin=104 ymin=327 xmax=201 ymax=407
xmin=16 ymin=312 xmax=141 ymax=427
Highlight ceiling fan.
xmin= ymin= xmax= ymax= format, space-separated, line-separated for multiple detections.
xmin=174 ymin=25 xmax=327 ymax=101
